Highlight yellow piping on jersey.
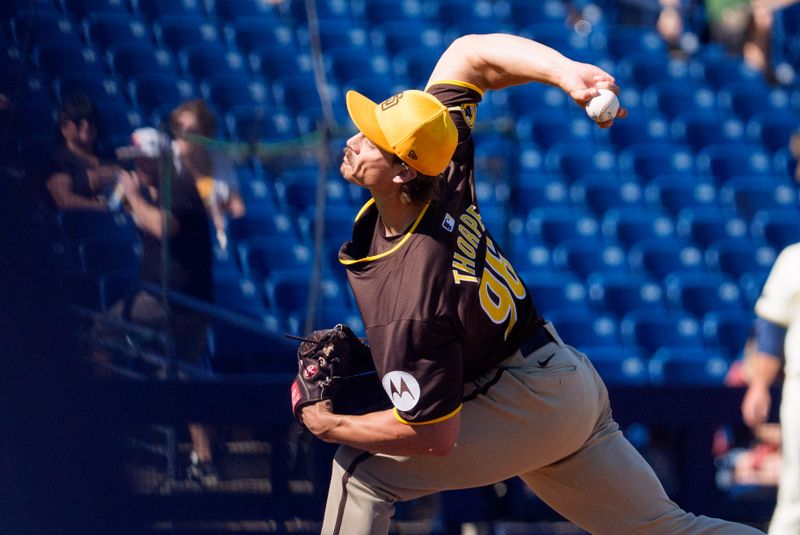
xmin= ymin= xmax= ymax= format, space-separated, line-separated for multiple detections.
xmin=392 ymin=404 xmax=462 ymax=426
xmin=425 ymin=79 xmax=485 ymax=96
xmin=339 ymin=201 xmax=431 ymax=265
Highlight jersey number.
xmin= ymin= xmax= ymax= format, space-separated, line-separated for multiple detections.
xmin=479 ymin=238 xmax=526 ymax=339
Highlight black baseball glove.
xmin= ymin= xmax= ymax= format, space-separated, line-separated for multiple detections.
xmin=290 ymin=324 xmax=389 ymax=428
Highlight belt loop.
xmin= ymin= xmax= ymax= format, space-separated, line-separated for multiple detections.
xmin=543 ymin=321 xmax=564 ymax=347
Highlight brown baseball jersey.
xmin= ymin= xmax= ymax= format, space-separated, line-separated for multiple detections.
xmin=338 ymin=82 xmax=544 ymax=425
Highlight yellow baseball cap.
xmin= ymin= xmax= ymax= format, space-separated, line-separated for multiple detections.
xmin=346 ymin=89 xmax=458 ymax=176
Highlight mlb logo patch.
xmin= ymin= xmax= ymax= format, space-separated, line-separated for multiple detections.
xmin=442 ymin=213 xmax=455 ymax=232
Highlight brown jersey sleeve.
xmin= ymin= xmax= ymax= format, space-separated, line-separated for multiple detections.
xmin=368 ymin=317 xmax=463 ymax=424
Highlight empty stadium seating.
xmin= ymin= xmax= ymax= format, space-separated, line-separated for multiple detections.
xmin=11 ymin=0 xmax=800 ymax=393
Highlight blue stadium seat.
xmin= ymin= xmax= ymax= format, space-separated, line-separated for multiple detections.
xmin=83 ymin=13 xmax=151 ymax=50
xmin=642 ymin=80 xmax=716 ymax=120
xmin=505 ymin=0 xmax=569 ymax=27
xmin=616 ymin=51 xmax=689 ymax=90
xmin=617 ymin=143 xmax=694 ymax=182
xmin=605 ymin=115 xmax=669 ymax=150
xmin=1 ymin=72 xmax=52 ymax=108
xmin=108 ymin=43 xmax=177 ymax=77
xmin=444 ymin=22 xmax=516 ymax=46
xmin=719 ymin=176 xmax=798 ymax=221
xmin=2 ymin=0 xmax=58 ymax=18
xmin=12 ymin=12 xmax=81 ymax=45
xmin=297 ymin=205 xmax=356 ymax=247
xmin=55 ymin=73 xmax=127 ymax=105
xmin=671 ymin=111 xmax=745 ymax=152
xmin=129 ymin=73 xmax=196 ymax=118
xmin=281 ymin=178 xmax=352 ymax=216
xmin=327 ymin=46 xmax=391 ymax=86
xmin=664 ymin=272 xmax=744 ymax=317
xmin=544 ymin=144 xmax=616 ymax=185
xmin=59 ymin=209 xmax=137 ymax=247
xmin=94 ymin=103 xmax=144 ymax=140
xmin=499 ymin=83 xmax=569 ymax=116
xmin=131 ymin=0 xmax=205 ymax=21
xmin=526 ymin=206 xmax=599 ymax=246
xmin=705 ymin=238 xmax=776 ymax=279
xmin=519 ymin=271 xmax=589 ymax=315
xmin=739 ymin=270 xmax=769 ymax=310
xmin=601 ymin=207 xmax=674 ymax=248
xmin=361 ymin=0 xmax=429 ymax=25
xmin=649 ymin=347 xmax=729 ymax=385
xmin=702 ymin=309 xmax=755 ymax=360
xmin=64 ymin=0 xmax=131 ymax=17
xmin=587 ymin=272 xmax=665 ymax=318
xmin=520 ymin=22 xmax=594 ymax=60
xmin=299 ymin=19 xmax=369 ymax=49
xmin=676 ymin=206 xmax=748 ymax=248
xmin=201 ymin=75 xmax=269 ymax=112
xmin=249 ymin=45 xmax=312 ymax=80
xmin=509 ymin=172 xmax=569 ymax=215
xmin=97 ymin=269 xmax=140 ymax=311
xmin=226 ymin=19 xmax=294 ymax=54
xmin=643 ymin=175 xmax=716 ymax=215
xmin=342 ymin=76 xmax=401 ymax=104
xmin=506 ymin=237 xmax=552 ymax=274
xmin=213 ymin=273 xmax=269 ymax=318
xmin=179 ymin=43 xmax=247 ymax=81
xmin=746 ymin=111 xmax=798 ymax=154
xmin=79 ymin=236 xmax=141 ymax=275
xmin=392 ymin=47 xmax=439 ymax=88
xmin=154 ymin=15 xmax=221 ymax=53
xmin=9 ymin=104 xmax=57 ymax=141
xmin=290 ymin=306 xmax=365 ymax=338
xmin=516 ymin=111 xmax=594 ymax=150
xmin=35 ymin=42 xmax=105 ymax=78
xmin=695 ymin=144 xmax=772 ymax=186
xmin=209 ymin=0 xmax=280 ymax=22
xmin=273 ymin=75 xmax=341 ymax=116
xmin=288 ymin=0 xmax=353 ymax=24
xmin=717 ymin=82 xmax=791 ymax=122
xmin=265 ymin=271 xmax=350 ymax=317
xmin=433 ymin=0 xmax=498 ymax=26
xmin=225 ymin=105 xmax=298 ymax=142
xmin=551 ymin=238 xmax=627 ymax=278
xmin=371 ymin=22 xmax=443 ymax=57
xmin=586 ymin=350 xmax=649 ymax=386
xmin=604 ymin=26 xmax=667 ymax=58
xmin=570 ymin=175 xmax=642 ymax=217
xmin=695 ymin=55 xmax=762 ymax=91
xmin=545 ymin=309 xmax=622 ymax=350
xmin=620 ymin=309 xmax=703 ymax=355
xmin=228 ymin=209 xmax=300 ymax=244
xmin=773 ymin=146 xmax=798 ymax=180
xmin=628 ymin=237 xmax=704 ymax=279
xmin=237 ymin=237 xmax=312 ymax=282
xmin=517 ymin=143 xmax=545 ymax=173
xmin=750 ymin=208 xmax=800 ymax=250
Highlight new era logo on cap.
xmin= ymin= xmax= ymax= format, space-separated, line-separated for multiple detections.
xmin=346 ymin=89 xmax=458 ymax=176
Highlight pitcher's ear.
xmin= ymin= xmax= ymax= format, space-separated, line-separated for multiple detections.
xmin=392 ymin=162 xmax=418 ymax=184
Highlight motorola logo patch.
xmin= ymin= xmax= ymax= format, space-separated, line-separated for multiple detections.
xmin=382 ymin=371 xmax=421 ymax=412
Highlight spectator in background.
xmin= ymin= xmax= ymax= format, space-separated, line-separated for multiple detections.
xmin=170 ymin=99 xmax=245 ymax=251
xmin=703 ymin=0 xmax=800 ymax=81
xmin=111 ymin=127 xmax=219 ymax=486
xmin=46 ymin=94 xmax=118 ymax=211
xmin=789 ymin=129 xmax=800 ymax=181
xmin=741 ymin=241 xmax=800 ymax=534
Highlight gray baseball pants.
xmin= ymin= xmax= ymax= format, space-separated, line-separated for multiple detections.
xmin=321 ymin=323 xmax=764 ymax=535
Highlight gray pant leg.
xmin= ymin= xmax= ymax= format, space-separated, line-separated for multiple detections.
xmin=522 ymin=420 xmax=763 ymax=535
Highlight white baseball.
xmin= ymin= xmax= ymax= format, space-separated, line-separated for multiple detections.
xmin=585 ymin=88 xmax=620 ymax=123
